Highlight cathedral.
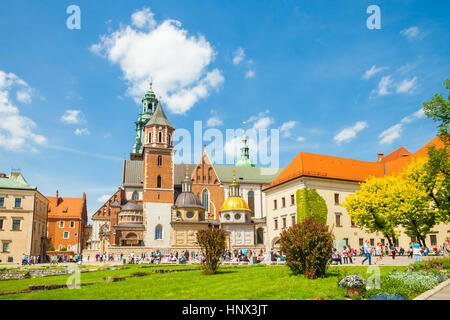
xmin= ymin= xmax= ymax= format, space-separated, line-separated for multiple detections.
xmin=86 ymin=84 xmax=283 ymax=254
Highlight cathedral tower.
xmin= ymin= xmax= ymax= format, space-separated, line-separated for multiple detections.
xmin=142 ymin=94 xmax=175 ymax=248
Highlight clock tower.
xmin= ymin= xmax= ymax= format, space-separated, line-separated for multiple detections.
xmin=142 ymin=97 xmax=175 ymax=248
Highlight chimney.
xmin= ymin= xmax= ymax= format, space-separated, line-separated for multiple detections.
xmin=377 ymin=153 xmax=384 ymax=162
xmin=56 ymin=190 xmax=60 ymax=206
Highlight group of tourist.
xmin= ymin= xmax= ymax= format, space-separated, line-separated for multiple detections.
xmin=329 ymin=239 xmax=448 ymax=265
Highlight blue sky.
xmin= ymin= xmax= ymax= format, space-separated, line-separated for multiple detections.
xmin=0 ymin=0 xmax=449 ymax=218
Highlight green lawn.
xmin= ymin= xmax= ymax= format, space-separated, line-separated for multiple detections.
xmin=0 ymin=264 xmax=405 ymax=300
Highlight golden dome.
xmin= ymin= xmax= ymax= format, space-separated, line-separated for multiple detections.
xmin=219 ymin=196 xmax=252 ymax=212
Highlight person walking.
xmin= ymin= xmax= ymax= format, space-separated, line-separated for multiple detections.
xmin=390 ymin=244 xmax=397 ymax=260
xmin=374 ymin=243 xmax=384 ymax=265
xmin=362 ymin=240 xmax=371 ymax=265
xmin=412 ymin=242 xmax=421 ymax=262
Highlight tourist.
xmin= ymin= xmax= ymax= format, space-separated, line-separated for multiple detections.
xmin=361 ymin=240 xmax=371 ymax=265
xmin=348 ymin=247 xmax=353 ymax=264
xmin=342 ymin=246 xmax=349 ymax=264
xmin=390 ymin=244 xmax=397 ymax=260
xmin=399 ymin=247 xmax=405 ymax=256
xmin=412 ymin=242 xmax=421 ymax=262
xmin=374 ymin=243 xmax=383 ymax=265
xmin=444 ymin=237 xmax=450 ymax=257
xmin=331 ymin=249 xmax=342 ymax=265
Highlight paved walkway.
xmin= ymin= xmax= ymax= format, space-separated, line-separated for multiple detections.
xmin=427 ymin=283 xmax=450 ymax=300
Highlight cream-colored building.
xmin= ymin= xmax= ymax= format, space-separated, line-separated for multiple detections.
xmin=0 ymin=171 xmax=49 ymax=263
xmin=264 ymin=137 xmax=450 ymax=252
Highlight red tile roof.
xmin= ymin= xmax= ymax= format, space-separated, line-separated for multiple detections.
xmin=47 ymin=196 xmax=86 ymax=219
xmin=264 ymin=136 xmax=444 ymax=191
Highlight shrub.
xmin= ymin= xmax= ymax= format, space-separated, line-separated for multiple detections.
xmin=365 ymin=277 xmax=412 ymax=300
xmin=196 ymin=227 xmax=227 ymax=275
xmin=131 ymin=271 xmax=151 ymax=277
xmin=280 ymin=217 xmax=334 ymax=279
xmin=388 ymin=271 xmax=439 ymax=293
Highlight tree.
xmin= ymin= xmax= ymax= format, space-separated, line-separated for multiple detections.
xmin=422 ymin=78 xmax=450 ymax=222
xmin=342 ymin=176 xmax=400 ymax=247
xmin=296 ymin=188 xmax=328 ymax=224
xmin=280 ymin=217 xmax=334 ymax=279
xmin=196 ymin=227 xmax=227 ymax=274
xmin=396 ymin=159 xmax=437 ymax=247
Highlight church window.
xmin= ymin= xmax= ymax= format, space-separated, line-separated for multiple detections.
xmin=158 ymin=131 xmax=162 ymax=143
xmin=157 ymin=155 xmax=162 ymax=167
xmin=176 ymin=212 xmax=182 ymax=219
xmin=201 ymin=189 xmax=209 ymax=212
xmin=155 ymin=225 xmax=163 ymax=240
xmin=234 ymin=213 xmax=241 ymax=220
xmin=256 ymin=228 xmax=264 ymax=244
xmin=148 ymin=132 xmax=152 ymax=144
xmin=248 ymin=191 xmax=255 ymax=217
xmin=132 ymin=191 xmax=139 ymax=200
xmin=168 ymin=134 xmax=171 ymax=145
xmin=224 ymin=214 xmax=230 ymax=221
xmin=157 ymin=175 xmax=162 ymax=188
xmin=186 ymin=212 xmax=194 ymax=219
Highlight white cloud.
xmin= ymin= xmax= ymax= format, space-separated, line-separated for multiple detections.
xmin=362 ymin=65 xmax=387 ymax=80
xmin=245 ymin=69 xmax=255 ymax=79
xmin=280 ymin=121 xmax=297 ymax=138
xmin=247 ymin=110 xmax=274 ymax=130
xmin=131 ymin=8 xmax=156 ymax=29
xmin=295 ymin=136 xmax=306 ymax=142
xmin=0 ymin=70 xmax=46 ymax=151
xmin=379 ymin=108 xmax=424 ymax=144
xmin=206 ymin=116 xmax=223 ymax=127
xmin=74 ymin=128 xmax=90 ymax=136
xmin=400 ymin=26 xmax=420 ymax=40
xmin=97 ymin=194 xmax=112 ymax=203
xmin=379 ymin=124 xmax=402 ymax=144
xmin=232 ymin=47 xmax=245 ymax=65
xmin=396 ymin=76 xmax=418 ymax=94
xmin=376 ymin=76 xmax=393 ymax=96
xmin=334 ymin=121 xmax=368 ymax=144
xmin=61 ymin=110 xmax=84 ymax=124
xmin=91 ymin=7 xmax=223 ymax=114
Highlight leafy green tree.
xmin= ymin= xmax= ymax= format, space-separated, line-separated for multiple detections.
xmin=296 ymin=188 xmax=328 ymax=224
xmin=422 ymin=78 xmax=450 ymax=222
xmin=342 ymin=176 xmax=400 ymax=247
xmin=196 ymin=227 xmax=227 ymax=274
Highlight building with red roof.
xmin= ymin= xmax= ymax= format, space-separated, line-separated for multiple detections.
xmin=46 ymin=191 xmax=88 ymax=253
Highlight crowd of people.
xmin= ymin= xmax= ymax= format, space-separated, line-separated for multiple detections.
xmin=329 ymin=240 xmax=446 ymax=265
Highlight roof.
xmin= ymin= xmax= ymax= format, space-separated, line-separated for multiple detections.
xmin=174 ymin=192 xmax=203 ymax=208
xmin=47 ymin=196 xmax=86 ymax=219
xmin=120 ymin=201 xmax=143 ymax=211
xmin=379 ymin=147 xmax=411 ymax=163
xmin=264 ymin=136 xmax=445 ymax=191
xmin=145 ymin=101 xmax=174 ymax=129
xmin=214 ymin=165 xmax=284 ymax=184
xmin=122 ymin=160 xmax=143 ymax=187
xmin=220 ymin=196 xmax=252 ymax=212
xmin=174 ymin=164 xmax=196 ymax=185
xmin=0 ymin=172 xmax=36 ymax=190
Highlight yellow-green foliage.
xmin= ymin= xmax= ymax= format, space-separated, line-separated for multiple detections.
xmin=296 ymin=188 xmax=328 ymax=224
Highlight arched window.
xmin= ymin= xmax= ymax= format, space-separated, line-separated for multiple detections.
xmin=158 ymin=131 xmax=162 ymax=143
xmin=157 ymin=175 xmax=162 ymax=188
xmin=155 ymin=225 xmax=163 ymax=240
xmin=168 ymin=134 xmax=171 ymax=145
xmin=248 ymin=191 xmax=255 ymax=217
xmin=148 ymin=132 xmax=152 ymax=144
xmin=131 ymin=191 xmax=139 ymax=200
xmin=157 ymin=155 xmax=162 ymax=167
xmin=202 ymin=189 xmax=209 ymax=212
xmin=256 ymin=228 xmax=264 ymax=244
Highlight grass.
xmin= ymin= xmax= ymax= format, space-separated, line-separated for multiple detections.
xmin=0 ymin=264 xmax=405 ymax=300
